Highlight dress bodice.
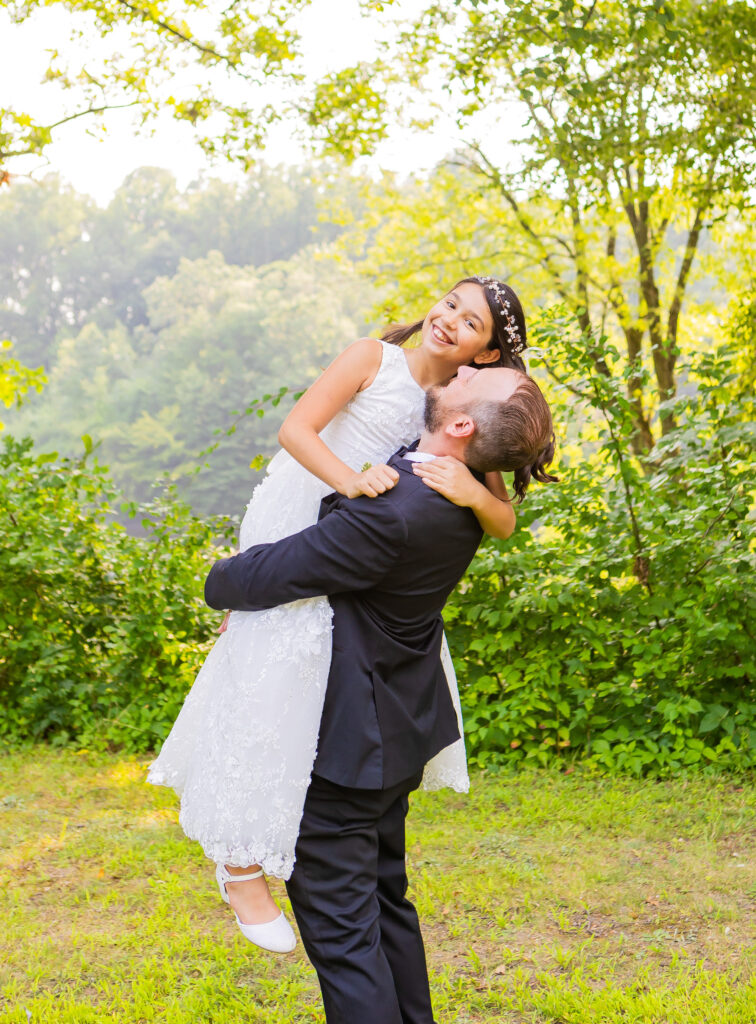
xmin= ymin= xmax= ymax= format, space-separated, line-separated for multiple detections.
xmin=239 ymin=342 xmax=426 ymax=549
xmin=319 ymin=341 xmax=426 ymax=470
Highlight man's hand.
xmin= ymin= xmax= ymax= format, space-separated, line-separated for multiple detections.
xmin=412 ymin=456 xmax=484 ymax=508
xmin=344 ymin=463 xmax=400 ymax=498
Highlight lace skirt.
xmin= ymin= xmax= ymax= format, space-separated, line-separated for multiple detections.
xmin=147 ymin=598 xmax=468 ymax=880
xmin=147 ymin=449 xmax=469 ymax=880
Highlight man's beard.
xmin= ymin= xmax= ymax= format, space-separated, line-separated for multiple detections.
xmin=423 ymin=386 xmax=444 ymax=432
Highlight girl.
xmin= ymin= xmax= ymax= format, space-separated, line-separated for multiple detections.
xmin=148 ymin=276 xmax=529 ymax=953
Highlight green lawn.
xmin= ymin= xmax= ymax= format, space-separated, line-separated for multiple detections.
xmin=1 ymin=748 xmax=755 ymax=1023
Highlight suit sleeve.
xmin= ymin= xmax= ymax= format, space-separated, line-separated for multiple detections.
xmin=204 ymin=496 xmax=408 ymax=612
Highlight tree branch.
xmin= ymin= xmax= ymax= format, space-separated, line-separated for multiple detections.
xmin=45 ymin=102 xmax=140 ymax=132
xmin=543 ymin=363 xmax=587 ymax=399
xmin=0 ymin=102 xmax=139 ymax=162
xmin=666 ymin=205 xmax=704 ymax=348
xmin=580 ymin=0 xmax=599 ymax=29
xmin=591 ymin=375 xmax=654 ymax=595
xmin=115 ymin=0 xmax=239 ymax=71
xmin=666 ymin=160 xmax=716 ymax=348
xmin=465 ymin=145 xmax=574 ymax=305
xmin=687 ymin=487 xmax=742 ymax=577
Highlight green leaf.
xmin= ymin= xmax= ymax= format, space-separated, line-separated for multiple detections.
xmin=699 ymin=705 xmax=729 ymax=734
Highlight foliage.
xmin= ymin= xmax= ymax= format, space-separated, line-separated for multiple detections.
xmin=0 ymin=434 xmax=230 ymax=751
xmin=1 ymin=170 xmax=370 ymax=515
xmin=5 ymin=0 xmax=754 ymax=459
xmin=726 ymin=293 xmax=756 ymax=414
xmin=322 ymin=162 xmax=588 ymax=327
xmin=309 ymin=0 xmax=756 ymax=448
xmin=0 ymin=0 xmax=307 ymax=170
xmin=0 ymin=167 xmax=347 ymax=367
xmin=447 ymin=310 xmax=756 ymax=774
xmin=0 ymin=340 xmax=44 ymax=428
xmin=3 ymin=751 xmax=756 ymax=1021
xmin=12 ymin=250 xmax=369 ymax=516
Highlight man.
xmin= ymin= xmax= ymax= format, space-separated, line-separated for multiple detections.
xmin=205 ymin=365 xmax=555 ymax=1024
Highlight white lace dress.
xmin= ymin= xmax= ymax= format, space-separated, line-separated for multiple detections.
xmin=147 ymin=341 xmax=469 ymax=879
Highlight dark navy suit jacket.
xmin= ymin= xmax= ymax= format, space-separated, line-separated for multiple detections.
xmin=205 ymin=445 xmax=484 ymax=789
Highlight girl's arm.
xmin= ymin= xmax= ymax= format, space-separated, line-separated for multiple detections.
xmin=411 ymin=459 xmax=516 ymax=539
xmin=277 ymin=338 xmax=400 ymax=498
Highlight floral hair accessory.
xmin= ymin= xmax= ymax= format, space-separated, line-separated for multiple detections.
xmin=472 ymin=275 xmax=525 ymax=354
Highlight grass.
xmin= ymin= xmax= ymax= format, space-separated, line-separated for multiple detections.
xmin=1 ymin=748 xmax=756 ymax=1023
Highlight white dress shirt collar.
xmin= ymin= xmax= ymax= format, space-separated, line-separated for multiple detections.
xmin=404 ymin=450 xmax=437 ymax=463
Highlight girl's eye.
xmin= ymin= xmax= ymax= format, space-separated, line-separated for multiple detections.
xmin=465 ymin=319 xmax=474 ymax=329
xmin=446 ymin=300 xmax=455 ymax=308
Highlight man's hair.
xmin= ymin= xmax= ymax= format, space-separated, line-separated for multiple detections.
xmin=463 ymin=374 xmax=557 ymax=502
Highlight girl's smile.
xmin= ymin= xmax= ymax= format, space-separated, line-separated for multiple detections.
xmin=422 ymin=282 xmax=495 ymax=364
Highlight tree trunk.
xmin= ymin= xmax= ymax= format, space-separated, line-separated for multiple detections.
xmin=626 ymin=198 xmax=677 ymax=435
xmin=625 ymin=325 xmax=654 ymax=454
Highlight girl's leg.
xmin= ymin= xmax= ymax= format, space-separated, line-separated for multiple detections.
xmin=223 ymin=864 xmax=282 ymax=925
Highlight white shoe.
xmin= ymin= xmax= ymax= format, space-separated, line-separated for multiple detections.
xmin=215 ymin=863 xmax=297 ymax=954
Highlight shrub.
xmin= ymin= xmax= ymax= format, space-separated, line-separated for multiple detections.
xmin=1 ymin=315 xmax=754 ymax=774
xmin=447 ymin=321 xmax=756 ymax=774
xmin=0 ymin=435 xmax=229 ymax=751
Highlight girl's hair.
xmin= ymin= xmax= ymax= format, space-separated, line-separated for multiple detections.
xmin=381 ymin=277 xmax=528 ymax=372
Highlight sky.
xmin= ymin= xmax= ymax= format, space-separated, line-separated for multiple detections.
xmin=0 ymin=0 xmax=493 ymax=204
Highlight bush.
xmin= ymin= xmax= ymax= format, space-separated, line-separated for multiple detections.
xmin=447 ymin=323 xmax=756 ymax=774
xmin=1 ymin=315 xmax=754 ymax=775
xmin=0 ymin=435 xmax=229 ymax=751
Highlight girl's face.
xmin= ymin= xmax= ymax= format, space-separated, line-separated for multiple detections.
xmin=420 ymin=282 xmax=501 ymax=370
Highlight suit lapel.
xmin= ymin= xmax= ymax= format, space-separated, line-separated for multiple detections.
xmin=389 ymin=439 xmax=421 ymax=470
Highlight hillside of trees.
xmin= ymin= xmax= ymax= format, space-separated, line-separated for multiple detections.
xmin=1 ymin=166 xmax=371 ymax=517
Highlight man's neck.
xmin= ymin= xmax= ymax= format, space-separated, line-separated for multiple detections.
xmin=415 ymin=431 xmax=465 ymax=460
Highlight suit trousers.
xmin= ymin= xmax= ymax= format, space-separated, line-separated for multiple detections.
xmin=285 ymin=771 xmax=436 ymax=1024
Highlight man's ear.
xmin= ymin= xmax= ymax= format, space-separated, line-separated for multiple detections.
xmin=445 ymin=414 xmax=475 ymax=440
xmin=472 ymin=347 xmax=500 ymax=366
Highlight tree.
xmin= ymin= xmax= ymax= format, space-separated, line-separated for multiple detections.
xmin=445 ymin=316 xmax=756 ymax=774
xmin=0 ymin=177 xmax=96 ymax=365
xmin=13 ymin=247 xmax=373 ymax=514
xmin=0 ymin=166 xmax=347 ymax=366
xmin=0 ymin=0 xmax=307 ymax=172
xmin=321 ymin=163 xmax=565 ymax=328
xmin=308 ymin=0 xmax=756 ymax=451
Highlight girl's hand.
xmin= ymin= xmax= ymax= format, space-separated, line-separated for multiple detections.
xmin=412 ymin=456 xmax=484 ymax=508
xmin=345 ymin=463 xmax=400 ymax=498
xmin=217 ymin=611 xmax=231 ymax=634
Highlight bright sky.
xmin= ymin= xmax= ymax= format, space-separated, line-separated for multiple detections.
xmin=1 ymin=0 xmax=498 ymax=204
